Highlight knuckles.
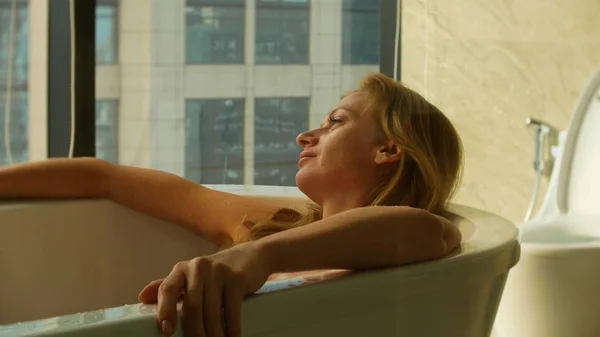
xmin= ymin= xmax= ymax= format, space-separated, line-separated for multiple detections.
xmin=190 ymin=257 xmax=212 ymax=270
xmin=158 ymin=279 xmax=178 ymax=295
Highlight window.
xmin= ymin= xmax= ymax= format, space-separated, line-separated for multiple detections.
xmin=0 ymin=92 xmax=28 ymax=165
xmin=254 ymin=98 xmax=308 ymax=186
xmin=95 ymin=100 xmax=118 ymax=163
xmin=88 ymin=0 xmax=388 ymax=185
xmin=96 ymin=0 xmax=118 ymax=64
xmin=186 ymin=0 xmax=245 ymax=64
xmin=255 ymin=0 xmax=309 ymax=64
xmin=0 ymin=0 xmax=28 ymax=165
xmin=185 ymin=99 xmax=245 ymax=184
xmin=342 ymin=0 xmax=380 ymax=64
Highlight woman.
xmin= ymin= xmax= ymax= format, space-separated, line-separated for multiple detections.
xmin=0 ymin=73 xmax=463 ymax=337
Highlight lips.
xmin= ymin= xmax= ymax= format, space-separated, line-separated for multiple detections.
xmin=298 ymin=152 xmax=316 ymax=167
xmin=299 ymin=151 xmax=316 ymax=159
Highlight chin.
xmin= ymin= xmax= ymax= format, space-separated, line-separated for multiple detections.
xmin=295 ymin=169 xmax=323 ymax=205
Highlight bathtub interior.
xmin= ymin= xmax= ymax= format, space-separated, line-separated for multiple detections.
xmin=0 ymin=193 xmax=517 ymax=337
xmin=0 ymin=199 xmax=217 ymax=325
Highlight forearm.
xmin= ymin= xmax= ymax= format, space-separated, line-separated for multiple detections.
xmin=0 ymin=158 xmax=110 ymax=199
xmin=105 ymin=164 xmax=212 ymax=232
xmin=106 ymin=163 xmax=279 ymax=246
xmin=256 ymin=206 xmax=460 ymax=274
xmin=0 ymin=158 xmax=278 ymax=246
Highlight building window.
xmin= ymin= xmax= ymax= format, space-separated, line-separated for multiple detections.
xmin=0 ymin=92 xmax=28 ymax=165
xmin=186 ymin=0 xmax=245 ymax=64
xmin=95 ymin=100 xmax=118 ymax=163
xmin=255 ymin=0 xmax=309 ymax=65
xmin=254 ymin=97 xmax=308 ymax=186
xmin=342 ymin=0 xmax=380 ymax=65
xmin=0 ymin=0 xmax=28 ymax=85
xmin=0 ymin=0 xmax=29 ymax=165
xmin=96 ymin=0 xmax=118 ymax=64
xmin=185 ymin=99 xmax=245 ymax=184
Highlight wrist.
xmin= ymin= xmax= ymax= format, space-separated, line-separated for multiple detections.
xmin=249 ymin=236 xmax=283 ymax=275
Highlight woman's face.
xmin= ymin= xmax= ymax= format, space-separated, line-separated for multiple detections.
xmin=295 ymin=92 xmax=388 ymax=206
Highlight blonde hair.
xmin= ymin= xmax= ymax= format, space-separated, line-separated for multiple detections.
xmin=235 ymin=72 xmax=463 ymax=245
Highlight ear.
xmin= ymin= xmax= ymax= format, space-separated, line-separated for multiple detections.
xmin=374 ymin=141 xmax=403 ymax=164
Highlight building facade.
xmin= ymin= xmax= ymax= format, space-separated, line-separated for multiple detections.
xmin=1 ymin=0 xmax=380 ymax=186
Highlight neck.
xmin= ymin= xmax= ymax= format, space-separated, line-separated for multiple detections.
xmin=320 ymin=190 xmax=371 ymax=218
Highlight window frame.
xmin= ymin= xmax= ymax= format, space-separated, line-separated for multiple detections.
xmin=379 ymin=0 xmax=400 ymax=79
xmin=48 ymin=0 xmax=96 ymax=158
xmin=57 ymin=0 xmax=400 ymax=159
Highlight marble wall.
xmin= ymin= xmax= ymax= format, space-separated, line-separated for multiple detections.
xmin=401 ymin=0 xmax=600 ymax=224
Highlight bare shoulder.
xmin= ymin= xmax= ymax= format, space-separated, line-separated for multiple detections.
xmin=108 ymin=163 xmax=282 ymax=246
xmin=190 ymin=186 xmax=284 ymax=242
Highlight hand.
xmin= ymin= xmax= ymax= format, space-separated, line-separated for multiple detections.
xmin=138 ymin=242 xmax=271 ymax=337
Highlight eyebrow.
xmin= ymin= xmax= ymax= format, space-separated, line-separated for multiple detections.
xmin=331 ymin=106 xmax=356 ymax=116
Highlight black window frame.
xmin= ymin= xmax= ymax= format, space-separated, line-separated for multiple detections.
xmin=379 ymin=0 xmax=400 ymax=79
xmin=48 ymin=0 xmax=96 ymax=158
xmin=49 ymin=0 xmax=400 ymax=159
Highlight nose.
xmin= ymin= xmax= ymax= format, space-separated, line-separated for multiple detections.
xmin=296 ymin=130 xmax=318 ymax=148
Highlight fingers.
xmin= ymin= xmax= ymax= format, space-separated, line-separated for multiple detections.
xmin=157 ymin=263 xmax=186 ymax=336
xmin=149 ymin=257 xmax=246 ymax=337
xmin=138 ymin=278 xmax=164 ymax=304
xmin=182 ymin=258 xmax=206 ymax=337
xmin=203 ymin=268 xmax=224 ymax=337
xmin=223 ymin=282 xmax=244 ymax=337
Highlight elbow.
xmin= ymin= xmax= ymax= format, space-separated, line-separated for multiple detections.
xmin=440 ymin=215 xmax=462 ymax=256
xmin=78 ymin=157 xmax=114 ymax=198
xmin=394 ymin=207 xmax=462 ymax=265
xmin=424 ymin=210 xmax=462 ymax=259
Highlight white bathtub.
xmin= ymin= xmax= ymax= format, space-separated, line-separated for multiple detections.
xmin=0 ymin=187 xmax=519 ymax=337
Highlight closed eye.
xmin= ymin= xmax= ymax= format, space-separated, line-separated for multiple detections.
xmin=320 ymin=113 xmax=345 ymax=128
xmin=329 ymin=116 xmax=342 ymax=124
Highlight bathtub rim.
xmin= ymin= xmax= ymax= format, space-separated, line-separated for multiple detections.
xmin=0 ymin=185 xmax=520 ymax=336
xmin=0 ymin=184 xmax=520 ymax=273
xmin=0 ymin=184 xmax=519 ymax=264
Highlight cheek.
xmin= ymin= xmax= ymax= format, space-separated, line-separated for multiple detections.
xmin=320 ymin=135 xmax=375 ymax=169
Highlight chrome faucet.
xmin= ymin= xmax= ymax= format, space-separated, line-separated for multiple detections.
xmin=524 ymin=117 xmax=558 ymax=221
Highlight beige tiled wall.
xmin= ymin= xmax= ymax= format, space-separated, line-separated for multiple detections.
xmin=402 ymin=0 xmax=600 ymax=224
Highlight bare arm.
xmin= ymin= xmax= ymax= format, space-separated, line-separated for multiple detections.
xmin=255 ymin=206 xmax=462 ymax=274
xmin=0 ymin=158 xmax=280 ymax=246
xmin=138 ymin=205 xmax=462 ymax=337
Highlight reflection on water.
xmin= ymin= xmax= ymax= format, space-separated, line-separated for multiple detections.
xmin=0 ymin=304 xmax=147 ymax=336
